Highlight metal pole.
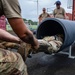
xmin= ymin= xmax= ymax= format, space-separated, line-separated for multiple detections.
xmin=37 ymin=0 xmax=38 ymax=17
xmin=37 ymin=0 xmax=39 ymax=24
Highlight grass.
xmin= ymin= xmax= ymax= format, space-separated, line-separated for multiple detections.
xmin=29 ymin=25 xmax=38 ymax=30
xmin=6 ymin=24 xmax=38 ymax=31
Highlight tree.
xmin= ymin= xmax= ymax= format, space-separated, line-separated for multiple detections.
xmin=23 ymin=18 xmax=38 ymax=25
xmin=23 ymin=18 xmax=27 ymax=22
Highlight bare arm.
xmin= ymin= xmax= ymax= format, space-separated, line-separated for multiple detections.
xmin=8 ymin=18 xmax=39 ymax=49
xmin=53 ymin=10 xmax=55 ymax=18
xmin=38 ymin=14 xmax=42 ymax=24
xmin=47 ymin=14 xmax=50 ymax=17
xmin=64 ymin=14 xmax=67 ymax=19
xmin=63 ymin=9 xmax=66 ymax=19
xmin=0 ymin=29 xmax=21 ymax=43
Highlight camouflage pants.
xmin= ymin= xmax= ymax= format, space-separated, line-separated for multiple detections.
xmin=0 ymin=48 xmax=28 ymax=75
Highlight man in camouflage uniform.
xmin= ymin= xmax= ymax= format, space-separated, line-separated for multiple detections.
xmin=53 ymin=1 xmax=66 ymax=19
xmin=0 ymin=0 xmax=39 ymax=75
xmin=38 ymin=8 xmax=50 ymax=23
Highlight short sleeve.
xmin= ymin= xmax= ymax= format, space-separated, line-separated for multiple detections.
xmin=47 ymin=13 xmax=50 ymax=17
xmin=39 ymin=14 xmax=42 ymax=18
xmin=1 ymin=0 xmax=22 ymax=18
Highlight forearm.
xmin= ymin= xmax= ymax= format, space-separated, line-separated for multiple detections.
xmin=20 ymin=33 xmax=37 ymax=46
xmin=39 ymin=17 xmax=42 ymax=24
xmin=8 ymin=18 xmax=38 ymax=46
xmin=0 ymin=29 xmax=21 ymax=43
xmin=64 ymin=11 xmax=66 ymax=19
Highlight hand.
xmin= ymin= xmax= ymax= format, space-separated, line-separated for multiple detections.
xmin=32 ymin=37 xmax=39 ymax=49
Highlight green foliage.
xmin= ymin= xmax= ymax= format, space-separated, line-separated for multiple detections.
xmin=23 ymin=18 xmax=27 ymax=21
xmin=23 ymin=18 xmax=38 ymax=25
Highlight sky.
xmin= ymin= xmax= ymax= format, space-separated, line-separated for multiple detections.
xmin=18 ymin=0 xmax=72 ymax=21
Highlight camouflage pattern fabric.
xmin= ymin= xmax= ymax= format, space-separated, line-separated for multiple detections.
xmin=20 ymin=35 xmax=63 ymax=54
xmin=0 ymin=35 xmax=63 ymax=75
xmin=13 ymin=35 xmax=63 ymax=55
xmin=43 ymin=36 xmax=63 ymax=53
xmin=31 ymin=36 xmax=62 ymax=54
xmin=0 ymin=35 xmax=63 ymax=58
xmin=0 ymin=41 xmax=32 ymax=61
xmin=0 ymin=41 xmax=28 ymax=75
xmin=17 ymin=42 xmax=32 ymax=61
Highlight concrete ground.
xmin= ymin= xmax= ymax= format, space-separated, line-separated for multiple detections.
xmin=26 ymin=45 xmax=75 ymax=75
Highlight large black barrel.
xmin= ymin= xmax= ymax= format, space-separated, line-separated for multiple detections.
xmin=36 ymin=18 xmax=75 ymax=51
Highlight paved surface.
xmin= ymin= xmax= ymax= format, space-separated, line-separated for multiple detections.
xmin=9 ymin=31 xmax=75 ymax=75
xmin=26 ymin=45 xmax=75 ymax=75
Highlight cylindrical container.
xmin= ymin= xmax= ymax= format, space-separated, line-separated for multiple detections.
xmin=36 ymin=18 xmax=75 ymax=51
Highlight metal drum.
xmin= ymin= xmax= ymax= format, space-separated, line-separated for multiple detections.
xmin=36 ymin=18 xmax=75 ymax=51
